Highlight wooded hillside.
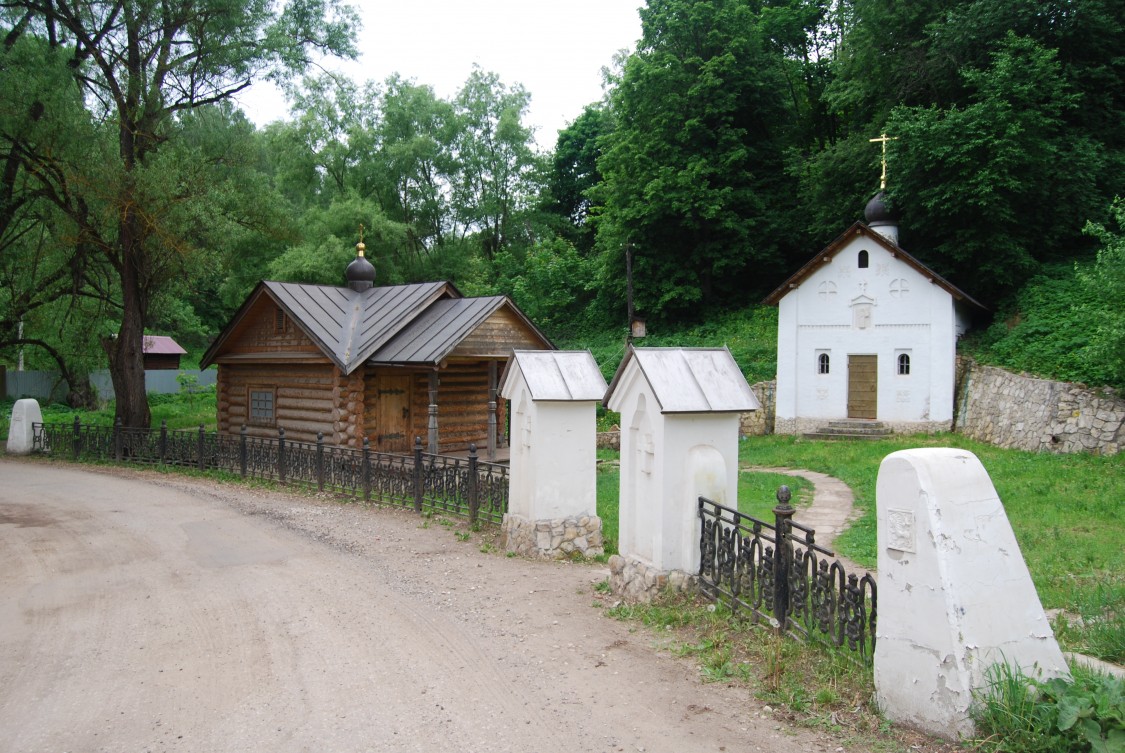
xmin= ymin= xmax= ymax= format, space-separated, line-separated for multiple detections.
xmin=3 ymin=0 xmax=1123 ymax=421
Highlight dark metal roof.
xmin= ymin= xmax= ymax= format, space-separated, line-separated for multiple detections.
xmin=367 ymin=297 xmax=506 ymax=365
xmin=265 ymin=279 xmax=457 ymax=372
xmin=200 ymin=276 xmax=557 ymax=374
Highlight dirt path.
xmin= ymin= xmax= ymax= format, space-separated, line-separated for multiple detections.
xmin=0 ymin=457 xmax=861 ymax=753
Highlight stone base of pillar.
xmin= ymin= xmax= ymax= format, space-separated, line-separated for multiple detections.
xmin=500 ymin=513 xmax=604 ymax=560
xmin=608 ymin=554 xmax=698 ymax=604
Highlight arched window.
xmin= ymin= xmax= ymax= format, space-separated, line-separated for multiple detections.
xmin=858 ymin=249 xmax=869 ymax=269
xmin=818 ymin=353 xmax=830 ymax=374
xmin=897 ymin=353 xmax=911 ymax=375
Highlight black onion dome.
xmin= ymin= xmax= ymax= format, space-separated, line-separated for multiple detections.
xmin=865 ymin=191 xmax=896 ymax=224
xmin=345 ymin=242 xmax=376 ymax=289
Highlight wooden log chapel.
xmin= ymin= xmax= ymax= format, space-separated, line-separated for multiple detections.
xmin=201 ymin=239 xmax=554 ymax=455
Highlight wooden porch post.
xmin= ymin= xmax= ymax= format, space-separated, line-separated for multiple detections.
xmin=427 ymin=371 xmax=439 ymax=454
xmin=487 ymin=360 xmax=498 ymax=461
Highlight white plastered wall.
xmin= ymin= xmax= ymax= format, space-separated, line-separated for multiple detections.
xmin=775 ymin=233 xmax=957 ymax=431
xmin=504 ymin=368 xmax=598 ymax=521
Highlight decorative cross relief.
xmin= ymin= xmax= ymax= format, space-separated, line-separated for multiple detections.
xmin=640 ymin=433 xmax=655 ymax=475
xmin=889 ymin=278 xmax=910 ymax=298
xmin=817 ymin=281 xmax=838 ymax=299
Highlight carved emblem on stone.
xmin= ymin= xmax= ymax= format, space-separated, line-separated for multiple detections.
xmin=887 ymin=508 xmax=915 ymax=553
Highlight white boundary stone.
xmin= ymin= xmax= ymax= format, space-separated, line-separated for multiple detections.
xmin=6 ymin=398 xmax=43 ymax=455
xmin=874 ymin=448 xmax=1069 ymax=739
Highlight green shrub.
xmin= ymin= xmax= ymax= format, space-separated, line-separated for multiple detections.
xmin=971 ymin=662 xmax=1125 ymax=753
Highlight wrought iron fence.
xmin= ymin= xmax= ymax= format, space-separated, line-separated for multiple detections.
xmin=31 ymin=419 xmax=507 ymax=525
xmin=698 ymin=486 xmax=877 ymax=661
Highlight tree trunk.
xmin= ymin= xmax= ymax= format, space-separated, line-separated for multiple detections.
xmin=107 ymin=194 xmax=152 ymax=428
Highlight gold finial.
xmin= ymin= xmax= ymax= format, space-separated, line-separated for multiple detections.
xmin=356 ymin=224 xmax=366 ymax=257
xmin=869 ymin=132 xmax=898 ymax=190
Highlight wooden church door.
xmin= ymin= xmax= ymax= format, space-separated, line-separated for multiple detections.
xmin=374 ymin=375 xmax=412 ymax=453
xmin=847 ymin=355 xmax=878 ymax=419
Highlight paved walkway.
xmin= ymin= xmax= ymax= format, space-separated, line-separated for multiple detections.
xmin=742 ymin=465 xmax=871 ymax=577
xmin=742 ymin=466 xmax=859 ymax=551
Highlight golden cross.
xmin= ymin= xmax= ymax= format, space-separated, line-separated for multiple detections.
xmin=358 ymin=223 xmax=365 ymax=244
xmin=869 ymin=133 xmax=898 ymax=190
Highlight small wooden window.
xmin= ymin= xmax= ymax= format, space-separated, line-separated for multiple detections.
xmin=274 ymin=307 xmax=289 ymax=334
xmin=249 ymin=388 xmax=276 ymax=426
xmin=897 ymin=353 xmax=911 ymax=375
xmin=818 ymin=353 xmax=830 ymax=374
xmin=858 ymin=250 xmax=869 ymax=269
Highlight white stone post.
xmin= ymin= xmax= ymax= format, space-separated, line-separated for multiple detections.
xmin=874 ymin=448 xmax=1069 ymax=739
xmin=6 ymin=398 xmax=44 ymax=455
xmin=499 ymin=351 xmax=607 ymax=559
xmin=604 ymin=348 xmax=759 ymax=602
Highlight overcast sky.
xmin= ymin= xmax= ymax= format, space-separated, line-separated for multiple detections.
xmin=236 ymin=0 xmax=643 ymax=148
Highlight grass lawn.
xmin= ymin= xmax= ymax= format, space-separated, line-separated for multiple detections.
xmin=1 ymin=389 xmax=218 ymax=437
xmin=598 ymin=434 xmax=1123 ymax=662
xmin=736 ymin=434 xmax=1124 ymax=610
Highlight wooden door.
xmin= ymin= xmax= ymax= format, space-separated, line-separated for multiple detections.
xmin=847 ymin=355 xmax=878 ymax=419
xmin=374 ymin=375 xmax=412 ymax=453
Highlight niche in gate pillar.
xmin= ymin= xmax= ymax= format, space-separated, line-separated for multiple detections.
xmin=604 ymin=347 xmax=760 ymax=602
xmin=498 ymin=350 xmax=608 ymax=559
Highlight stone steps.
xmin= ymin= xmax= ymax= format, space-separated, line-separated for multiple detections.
xmin=803 ymin=420 xmax=893 ymax=441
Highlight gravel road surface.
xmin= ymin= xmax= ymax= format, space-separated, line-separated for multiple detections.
xmin=0 ymin=458 xmax=850 ymax=753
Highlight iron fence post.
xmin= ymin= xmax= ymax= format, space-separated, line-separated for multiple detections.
xmin=72 ymin=415 xmax=81 ymax=461
xmin=467 ymin=444 xmax=480 ymax=525
xmin=413 ymin=437 xmax=423 ymax=513
xmin=159 ymin=420 xmax=168 ymax=464
xmin=316 ymin=432 xmax=324 ymax=492
xmin=197 ymin=424 xmax=205 ymax=471
xmin=278 ymin=427 xmax=286 ymax=483
xmin=114 ymin=418 xmax=123 ymax=462
xmin=239 ymin=424 xmax=248 ymax=478
xmin=362 ymin=437 xmax=371 ymax=502
xmin=772 ymin=485 xmax=795 ymax=633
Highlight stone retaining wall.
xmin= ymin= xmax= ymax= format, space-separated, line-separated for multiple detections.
xmin=608 ymin=554 xmax=698 ymax=603
xmin=501 ymin=513 xmax=604 ymax=559
xmin=739 ymin=380 xmax=776 ymax=436
xmin=954 ymin=361 xmax=1123 ymax=455
xmin=596 ymin=430 xmax=620 ymax=451
xmin=599 ymin=367 xmax=1121 ymax=455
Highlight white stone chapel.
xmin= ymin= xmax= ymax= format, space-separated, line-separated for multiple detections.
xmin=764 ymin=193 xmax=985 ymax=434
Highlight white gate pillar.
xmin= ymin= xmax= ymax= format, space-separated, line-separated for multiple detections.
xmin=499 ymin=351 xmax=607 ymax=559
xmin=604 ymin=347 xmax=759 ymax=602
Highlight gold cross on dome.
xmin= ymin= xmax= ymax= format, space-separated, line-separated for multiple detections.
xmin=869 ymin=132 xmax=898 ymax=190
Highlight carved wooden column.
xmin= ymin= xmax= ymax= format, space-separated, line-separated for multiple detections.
xmin=216 ymin=365 xmax=230 ymax=433
xmin=332 ymin=366 xmax=350 ymax=447
xmin=427 ymin=371 xmax=439 ymax=454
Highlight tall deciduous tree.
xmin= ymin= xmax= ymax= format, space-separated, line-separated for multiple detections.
xmin=595 ymin=0 xmax=794 ymax=321
xmin=1 ymin=0 xmax=357 ymax=427
xmin=888 ymin=34 xmax=1104 ymax=300
xmin=451 ymin=67 xmax=543 ymax=258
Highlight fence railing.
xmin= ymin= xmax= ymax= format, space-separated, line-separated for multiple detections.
xmin=32 ymin=419 xmax=507 ymax=525
xmin=698 ymin=486 xmax=877 ymax=661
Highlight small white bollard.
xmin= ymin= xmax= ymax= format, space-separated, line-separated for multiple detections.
xmin=874 ymin=448 xmax=1069 ymax=739
xmin=6 ymin=398 xmax=44 ymax=455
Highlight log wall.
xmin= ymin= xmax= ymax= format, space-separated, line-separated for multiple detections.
xmin=449 ymin=308 xmax=546 ymax=357
xmin=217 ymin=363 xmax=336 ymax=444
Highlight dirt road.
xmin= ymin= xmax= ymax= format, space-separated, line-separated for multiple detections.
xmin=0 ymin=458 xmax=847 ymax=753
